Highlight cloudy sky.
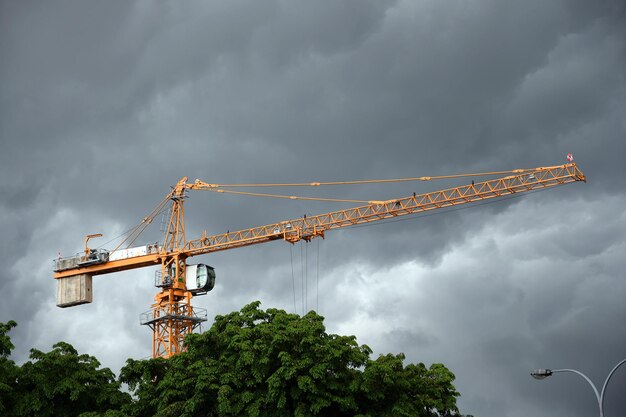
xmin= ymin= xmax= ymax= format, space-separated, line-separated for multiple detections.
xmin=1 ymin=1 xmax=625 ymax=415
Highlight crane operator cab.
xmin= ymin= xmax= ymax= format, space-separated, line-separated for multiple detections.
xmin=186 ymin=264 xmax=216 ymax=295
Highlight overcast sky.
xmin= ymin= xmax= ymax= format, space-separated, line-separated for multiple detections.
xmin=1 ymin=1 xmax=625 ymax=416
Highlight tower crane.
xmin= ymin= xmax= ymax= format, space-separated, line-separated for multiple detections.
xmin=53 ymin=162 xmax=586 ymax=358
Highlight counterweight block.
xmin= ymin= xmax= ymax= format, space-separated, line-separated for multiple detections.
xmin=56 ymin=274 xmax=93 ymax=307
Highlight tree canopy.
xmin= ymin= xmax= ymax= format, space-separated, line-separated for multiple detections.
xmin=1 ymin=303 xmax=466 ymax=416
xmin=0 ymin=321 xmax=130 ymax=417
xmin=0 ymin=320 xmax=18 ymax=415
xmin=120 ymin=302 xmax=462 ymax=417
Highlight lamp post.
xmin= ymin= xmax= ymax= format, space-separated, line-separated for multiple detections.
xmin=530 ymin=358 xmax=626 ymax=417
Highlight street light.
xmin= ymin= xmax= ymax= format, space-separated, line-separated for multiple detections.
xmin=530 ymin=358 xmax=626 ymax=417
xmin=530 ymin=369 xmax=553 ymax=380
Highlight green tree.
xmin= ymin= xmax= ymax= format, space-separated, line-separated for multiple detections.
xmin=12 ymin=341 xmax=131 ymax=416
xmin=0 ymin=320 xmax=19 ymax=414
xmin=121 ymin=302 xmax=462 ymax=417
xmin=357 ymin=354 xmax=460 ymax=416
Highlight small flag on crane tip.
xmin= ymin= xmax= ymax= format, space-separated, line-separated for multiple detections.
xmin=566 ymin=153 xmax=574 ymax=162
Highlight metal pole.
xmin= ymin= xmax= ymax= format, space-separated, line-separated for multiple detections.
xmin=537 ymin=359 xmax=626 ymax=417
xmin=551 ymin=369 xmax=602 ymax=417
xmin=599 ymin=358 xmax=626 ymax=415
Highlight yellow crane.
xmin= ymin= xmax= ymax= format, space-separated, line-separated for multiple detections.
xmin=53 ymin=162 xmax=586 ymax=358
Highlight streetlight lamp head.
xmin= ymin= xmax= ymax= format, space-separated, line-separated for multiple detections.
xmin=531 ymin=369 xmax=553 ymax=380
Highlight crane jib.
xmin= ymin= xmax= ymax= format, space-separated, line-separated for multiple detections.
xmin=52 ymin=162 xmax=586 ymax=358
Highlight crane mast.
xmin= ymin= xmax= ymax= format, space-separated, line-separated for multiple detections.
xmin=53 ymin=163 xmax=586 ymax=358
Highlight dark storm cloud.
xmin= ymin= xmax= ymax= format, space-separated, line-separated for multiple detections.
xmin=1 ymin=1 xmax=625 ymax=416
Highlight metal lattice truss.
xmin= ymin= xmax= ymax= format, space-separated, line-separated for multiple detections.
xmin=184 ymin=163 xmax=586 ymax=254
xmin=53 ymin=162 xmax=586 ymax=358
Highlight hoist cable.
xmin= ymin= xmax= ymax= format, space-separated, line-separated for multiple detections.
xmin=120 ymin=196 xmax=171 ymax=251
xmin=305 ymin=242 xmax=309 ymax=313
xmin=290 ymin=244 xmax=296 ymax=314
xmin=191 ymin=165 xmax=571 ymax=205
xmin=316 ymin=238 xmax=319 ymax=313
xmin=195 ymin=167 xmax=534 ymax=188
xmin=200 ymin=187 xmax=374 ymax=204
xmin=300 ymin=242 xmax=305 ymax=316
xmin=96 ymin=195 xmax=170 ymax=251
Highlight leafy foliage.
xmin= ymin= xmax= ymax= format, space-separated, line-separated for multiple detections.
xmin=120 ymin=302 xmax=462 ymax=416
xmin=14 ymin=341 xmax=131 ymax=416
xmin=1 ymin=304 xmax=465 ymax=416
xmin=0 ymin=320 xmax=18 ymax=414
xmin=358 ymin=354 xmax=459 ymax=416
xmin=0 ymin=321 xmax=131 ymax=417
